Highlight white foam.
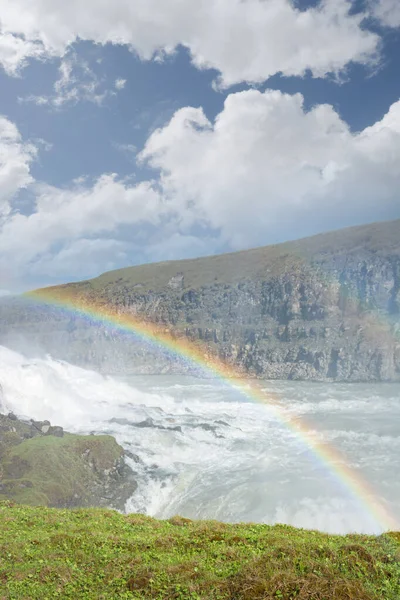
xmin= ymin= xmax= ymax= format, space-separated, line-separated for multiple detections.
xmin=271 ymin=496 xmax=381 ymax=535
xmin=1 ymin=344 xmax=399 ymax=534
xmin=0 ymin=345 xmax=172 ymax=428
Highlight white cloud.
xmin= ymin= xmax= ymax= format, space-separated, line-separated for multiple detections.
xmin=371 ymin=0 xmax=400 ymax=27
xmin=0 ymin=31 xmax=46 ymax=75
xmin=1 ymin=93 xmax=400 ymax=286
xmin=33 ymin=138 xmax=53 ymax=152
xmin=0 ymin=0 xmax=380 ymax=87
xmin=0 ymin=175 xmax=162 ymax=267
xmin=113 ymin=142 xmax=137 ymax=156
xmin=140 ymin=89 xmax=400 ymax=248
xmin=0 ymin=116 xmax=37 ymax=218
xmin=21 ymin=53 xmax=111 ymax=107
xmin=113 ymin=142 xmax=138 ymax=165
xmin=30 ymin=238 xmax=131 ymax=278
xmin=115 ymin=78 xmax=127 ymax=90
xmin=0 ymin=115 xmax=161 ymax=287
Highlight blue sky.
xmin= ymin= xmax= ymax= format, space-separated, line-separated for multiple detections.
xmin=0 ymin=0 xmax=399 ymax=292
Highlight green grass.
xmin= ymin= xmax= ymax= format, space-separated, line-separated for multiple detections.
xmin=0 ymin=502 xmax=399 ymax=599
xmin=0 ymin=435 xmax=123 ymax=507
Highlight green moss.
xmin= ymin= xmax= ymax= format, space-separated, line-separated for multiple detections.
xmin=1 ymin=434 xmax=123 ymax=507
xmin=0 ymin=502 xmax=399 ymax=599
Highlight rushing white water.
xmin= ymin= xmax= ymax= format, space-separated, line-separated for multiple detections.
xmin=1 ymin=344 xmax=399 ymax=535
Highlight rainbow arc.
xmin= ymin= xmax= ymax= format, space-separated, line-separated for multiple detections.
xmin=25 ymin=288 xmax=399 ymax=532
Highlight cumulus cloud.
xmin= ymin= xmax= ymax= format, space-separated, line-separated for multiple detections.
xmin=0 ymin=175 xmax=161 ymax=267
xmin=0 ymin=116 xmax=37 ymax=218
xmin=371 ymin=0 xmax=400 ymax=27
xmin=140 ymin=89 xmax=400 ymax=247
xmin=0 ymin=0 xmax=380 ymax=87
xmin=1 ymin=92 xmax=400 ymax=287
xmin=0 ymin=115 xmax=162 ymax=287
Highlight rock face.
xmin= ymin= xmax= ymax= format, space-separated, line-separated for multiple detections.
xmin=0 ymin=413 xmax=137 ymax=511
xmin=1 ymin=219 xmax=400 ymax=382
xmin=31 ymin=420 xmax=63 ymax=437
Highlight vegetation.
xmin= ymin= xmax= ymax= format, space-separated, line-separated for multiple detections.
xmin=0 ymin=501 xmax=399 ymax=599
xmin=0 ymin=417 xmax=127 ymax=508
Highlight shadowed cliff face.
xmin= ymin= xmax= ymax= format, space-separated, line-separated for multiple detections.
xmin=1 ymin=219 xmax=400 ymax=381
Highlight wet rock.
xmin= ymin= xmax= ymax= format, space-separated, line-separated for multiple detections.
xmin=195 ymin=423 xmax=217 ymax=433
xmin=109 ymin=417 xmax=131 ymax=426
xmin=45 ymin=426 xmax=64 ymax=438
xmin=135 ymin=417 xmax=155 ymax=428
xmin=124 ymin=450 xmax=141 ymax=463
xmin=30 ymin=420 xmax=51 ymax=435
xmin=132 ymin=417 xmax=182 ymax=433
xmin=169 ymin=425 xmax=182 ymax=433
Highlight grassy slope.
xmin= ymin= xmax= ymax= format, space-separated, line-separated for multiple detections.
xmin=0 ymin=434 xmax=123 ymax=507
xmin=43 ymin=219 xmax=400 ymax=295
xmin=0 ymin=503 xmax=399 ymax=600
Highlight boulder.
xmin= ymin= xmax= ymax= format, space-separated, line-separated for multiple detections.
xmin=45 ymin=426 xmax=64 ymax=438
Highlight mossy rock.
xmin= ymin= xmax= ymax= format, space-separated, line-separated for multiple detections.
xmin=0 ymin=431 xmax=136 ymax=510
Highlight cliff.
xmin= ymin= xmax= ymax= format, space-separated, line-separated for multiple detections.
xmin=1 ymin=218 xmax=400 ymax=381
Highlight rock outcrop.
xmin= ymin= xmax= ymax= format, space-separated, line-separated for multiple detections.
xmin=1 ymin=219 xmax=400 ymax=381
xmin=0 ymin=413 xmax=137 ymax=510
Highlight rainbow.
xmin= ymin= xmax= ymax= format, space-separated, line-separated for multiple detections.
xmin=25 ymin=287 xmax=399 ymax=532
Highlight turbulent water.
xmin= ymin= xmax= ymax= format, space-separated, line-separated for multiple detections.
xmin=1 ymin=344 xmax=399 ymax=535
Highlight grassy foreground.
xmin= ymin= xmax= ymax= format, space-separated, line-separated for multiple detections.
xmin=0 ymin=502 xmax=399 ymax=599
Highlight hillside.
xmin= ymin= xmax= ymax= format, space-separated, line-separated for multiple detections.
xmin=1 ymin=218 xmax=400 ymax=381
xmin=0 ymin=502 xmax=399 ymax=599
